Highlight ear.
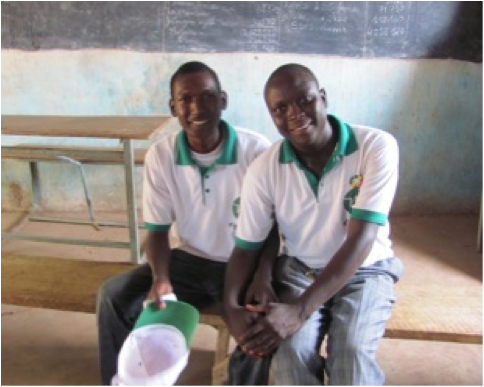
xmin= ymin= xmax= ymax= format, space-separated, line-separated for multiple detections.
xmin=220 ymin=90 xmax=228 ymax=110
xmin=169 ymin=98 xmax=176 ymax=117
xmin=320 ymin=88 xmax=328 ymax=107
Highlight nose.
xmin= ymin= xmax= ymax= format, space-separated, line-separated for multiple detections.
xmin=287 ymin=102 xmax=305 ymax=120
xmin=190 ymin=96 xmax=205 ymax=114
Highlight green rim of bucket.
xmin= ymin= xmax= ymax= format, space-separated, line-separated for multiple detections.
xmin=134 ymin=300 xmax=200 ymax=347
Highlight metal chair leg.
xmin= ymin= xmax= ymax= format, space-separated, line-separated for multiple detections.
xmin=55 ymin=155 xmax=100 ymax=231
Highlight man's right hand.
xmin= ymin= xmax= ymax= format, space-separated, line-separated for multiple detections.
xmin=149 ymin=278 xmax=173 ymax=309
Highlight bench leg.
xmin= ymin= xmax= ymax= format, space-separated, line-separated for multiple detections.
xmin=123 ymin=139 xmax=141 ymax=264
xmin=477 ymin=194 xmax=482 ymax=253
xmin=212 ymin=357 xmax=230 ymax=386
xmin=55 ymin=155 xmax=100 ymax=231
xmin=0 ymin=162 xmax=39 ymax=237
xmin=29 ymin=161 xmax=42 ymax=211
xmin=212 ymin=325 xmax=230 ymax=385
xmin=0 ymin=162 xmax=41 ymax=235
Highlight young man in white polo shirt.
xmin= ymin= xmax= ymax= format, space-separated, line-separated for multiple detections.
xmin=96 ymin=61 xmax=276 ymax=385
xmin=224 ymin=64 xmax=403 ymax=385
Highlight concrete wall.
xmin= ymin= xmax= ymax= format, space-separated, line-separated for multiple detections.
xmin=2 ymin=50 xmax=482 ymax=214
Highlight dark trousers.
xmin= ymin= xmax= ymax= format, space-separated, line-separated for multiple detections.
xmin=96 ymin=249 xmax=269 ymax=385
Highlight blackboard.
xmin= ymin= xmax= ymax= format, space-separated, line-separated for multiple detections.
xmin=2 ymin=1 xmax=482 ymax=62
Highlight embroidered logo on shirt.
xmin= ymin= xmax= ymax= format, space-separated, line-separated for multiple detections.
xmin=343 ymin=175 xmax=363 ymax=213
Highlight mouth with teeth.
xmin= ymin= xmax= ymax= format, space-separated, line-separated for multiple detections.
xmin=190 ymin=119 xmax=209 ymax=126
xmin=289 ymin=122 xmax=311 ymax=134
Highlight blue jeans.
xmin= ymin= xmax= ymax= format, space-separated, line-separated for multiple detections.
xmin=96 ymin=249 xmax=226 ymax=385
xmin=271 ymin=256 xmax=403 ymax=385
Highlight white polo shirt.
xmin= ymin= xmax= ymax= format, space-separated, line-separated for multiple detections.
xmin=143 ymin=120 xmax=271 ymax=262
xmin=235 ymin=115 xmax=399 ymax=269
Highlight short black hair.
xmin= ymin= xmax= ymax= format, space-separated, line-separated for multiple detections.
xmin=170 ymin=61 xmax=222 ymax=97
xmin=264 ymin=63 xmax=318 ymax=97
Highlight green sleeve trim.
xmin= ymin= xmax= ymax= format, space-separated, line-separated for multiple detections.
xmin=235 ymin=237 xmax=264 ymax=251
xmin=351 ymin=209 xmax=387 ymax=226
xmin=144 ymin=222 xmax=171 ymax=232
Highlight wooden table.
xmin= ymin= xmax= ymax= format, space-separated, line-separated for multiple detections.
xmin=1 ymin=115 xmax=173 ymax=263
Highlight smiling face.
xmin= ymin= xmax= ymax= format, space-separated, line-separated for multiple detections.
xmin=170 ymin=69 xmax=227 ymax=143
xmin=264 ymin=67 xmax=329 ymax=152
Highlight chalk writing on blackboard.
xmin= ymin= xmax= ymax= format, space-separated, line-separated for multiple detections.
xmin=1 ymin=1 xmax=481 ymax=62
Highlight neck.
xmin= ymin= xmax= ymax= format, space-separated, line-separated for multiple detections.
xmin=294 ymin=122 xmax=338 ymax=177
xmin=187 ymin=124 xmax=223 ymax=154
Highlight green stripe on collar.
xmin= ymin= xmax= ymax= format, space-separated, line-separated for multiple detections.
xmin=329 ymin=115 xmax=358 ymax=156
xmin=279 ymin=139 xmax=294 ymax=164
xmin=176 ymin=120 xmax=238 ymax=165
xmin=218 ymin=121 xmax=238 ymax=164
xmin=176 ymin=131 xmax=193 ymax=165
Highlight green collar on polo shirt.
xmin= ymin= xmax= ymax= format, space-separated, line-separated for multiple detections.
xmin=279 ymin=114 xmax=358 ymax=197
xmin=176 ymin=120 xmax=238 ymax=166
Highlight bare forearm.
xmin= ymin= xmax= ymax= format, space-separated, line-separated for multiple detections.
xmin=254 ymin=224 xmax=279 ymax=282
xmin=145 ymin=231 xmax=171 ymax=280
xmin=224 ymin=247 xmax=261 ymax=309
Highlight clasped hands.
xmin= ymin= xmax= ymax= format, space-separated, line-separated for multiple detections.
xmin=227 ymin=281 xmax=306 ymax=358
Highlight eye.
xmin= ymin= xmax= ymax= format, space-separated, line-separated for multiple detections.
xmin=201 ymin=92 xmax=217 ymax=101
xmin=299 ymin=95 xmax=314 ymax=105
xmin=179 ymin=95 xmax=191 ymax=103
xmin=273 ymin=105 xmax=286 ymax=114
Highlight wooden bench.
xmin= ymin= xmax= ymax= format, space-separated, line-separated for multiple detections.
xmin=1 ymin=254 xmax=231 ymax=385
xmin=2 ymin=253 xmax=482 ymax=385
xmin=1 ymin=144 xmax=148 ymax=165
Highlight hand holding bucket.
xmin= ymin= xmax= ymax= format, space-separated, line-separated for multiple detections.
xmin=113 ymin=294 xmax=200 ymax=386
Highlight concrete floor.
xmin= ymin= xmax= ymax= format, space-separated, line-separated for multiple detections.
xmin=2 ymin=212 xmax=483 ymax=385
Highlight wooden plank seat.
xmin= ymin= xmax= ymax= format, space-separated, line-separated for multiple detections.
xmin=2 ymin=253 xmax=482 ymax=385
xmin=2 ymin=144 xmax=148 ymax=165
xmin=387 ymin=283 xmax=482 ymax=344
xmin=1 ymin=254 xmax=230 ymax=385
